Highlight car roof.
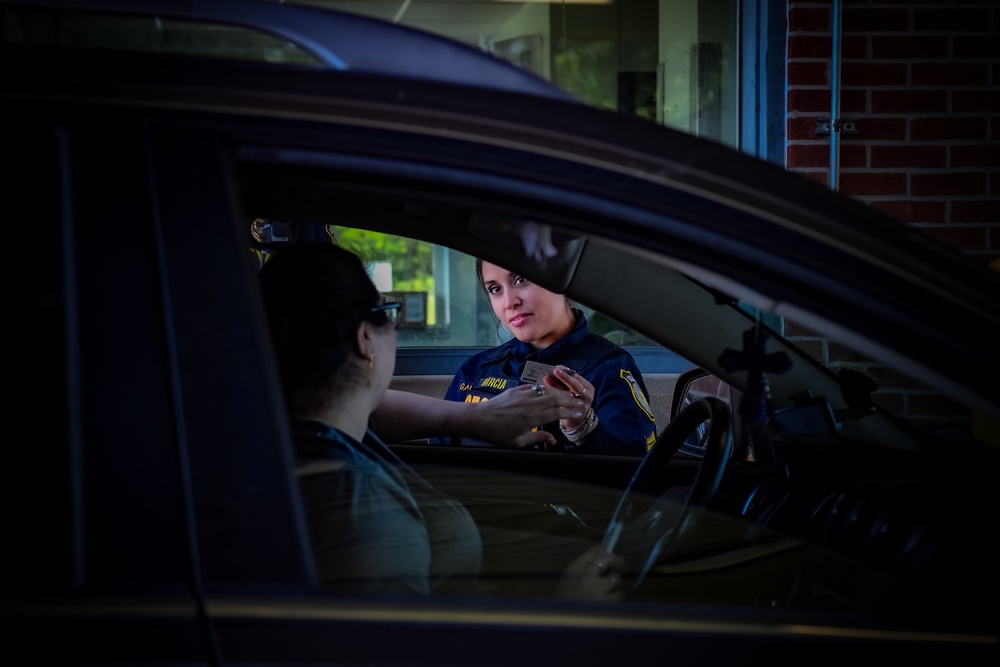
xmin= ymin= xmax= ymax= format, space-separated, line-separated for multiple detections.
xmin=7 ymin=0 xmax=577 ymax=101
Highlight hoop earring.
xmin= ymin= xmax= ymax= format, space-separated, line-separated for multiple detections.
xmin=368 ymin=353 xmax=375 ymax=387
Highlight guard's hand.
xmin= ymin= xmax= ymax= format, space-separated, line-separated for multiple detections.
xmin=471 ymin=383 xmax=585 ymax=449
xmin=544 ymin=366 xmax=595 ymax=430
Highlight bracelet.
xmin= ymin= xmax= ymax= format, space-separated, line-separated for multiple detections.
xmin=560 ymin=407 xmax=598 ymax=442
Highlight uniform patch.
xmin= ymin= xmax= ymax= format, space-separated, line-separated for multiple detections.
xmin=477 ymin=376 xmax=510 ymax=391
xmin=621 ymin=369 xmax=655 ymax=421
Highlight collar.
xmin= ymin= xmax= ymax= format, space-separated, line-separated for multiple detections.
xmin=506 ymin=309 xmax=589 ymax=364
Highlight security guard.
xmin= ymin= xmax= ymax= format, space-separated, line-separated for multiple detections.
xmin=440 ymin=308 xmax=657 ymax=456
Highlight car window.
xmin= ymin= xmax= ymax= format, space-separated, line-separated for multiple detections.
xmin=250 ymin=222 xmax=689 ymax=377
xmin=331 ymin=225 xmax=661 ymax=350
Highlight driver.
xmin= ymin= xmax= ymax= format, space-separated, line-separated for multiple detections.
xmin=259 ymin=241 xmax=625 ymax=597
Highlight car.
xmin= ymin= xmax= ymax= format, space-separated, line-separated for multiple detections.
xmin=3 ymin=0 xmax=999 ymax=665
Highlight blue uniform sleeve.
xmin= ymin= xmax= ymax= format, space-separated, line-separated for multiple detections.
xmin=570 ymin=356 xmax=657 ymax=456
xmin=429 ymin=358 xmax=478 ymax=445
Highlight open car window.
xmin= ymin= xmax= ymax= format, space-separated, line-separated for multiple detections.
xmin=251 ymin=222 xmax=692 ymax=376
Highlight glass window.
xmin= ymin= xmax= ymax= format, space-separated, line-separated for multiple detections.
xmin=329 ymin=225 xmax=660 ymax=350
xmin=293 ymin=0 xmax=740 ymax=147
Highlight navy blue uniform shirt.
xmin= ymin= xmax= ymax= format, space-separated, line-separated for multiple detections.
xmin=439 ymin=312 xmax=656 ymax=455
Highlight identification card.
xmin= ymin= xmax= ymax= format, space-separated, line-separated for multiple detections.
xmin=520 ymin=360 xmax=558 ymax=385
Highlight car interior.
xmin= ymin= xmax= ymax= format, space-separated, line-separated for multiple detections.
xmin=4 ymin=5 xmax=998 ymax=656
xmin=237 ymin=155 xmax=998 ymax=621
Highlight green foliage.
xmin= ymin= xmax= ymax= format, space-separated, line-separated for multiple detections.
xmin=332 ymin=226 xmax=437 ymax=322
xmin=554 ymin=42 xmax=617 ymax=111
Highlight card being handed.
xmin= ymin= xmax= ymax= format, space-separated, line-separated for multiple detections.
xmin=520 ymin=360 xmax=558 ymax=385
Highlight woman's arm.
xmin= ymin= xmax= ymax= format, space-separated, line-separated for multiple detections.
xmin=371 ymin=387 xmax=584 ymax=448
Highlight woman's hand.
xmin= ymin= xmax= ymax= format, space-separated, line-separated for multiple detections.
xmin=555 ymin=545 xmax=625 ymax=601
xmin=471 ymin=383 xmax=587 ymax=449
xmin=544 ymin=366 xmax=595 ymax=430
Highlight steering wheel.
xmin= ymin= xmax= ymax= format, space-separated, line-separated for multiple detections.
xmin=603 ymin=396 xmax=733 ymax=589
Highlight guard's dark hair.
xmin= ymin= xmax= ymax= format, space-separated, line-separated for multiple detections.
xmin=475 ymin=257 xmax=575 ymax=309
xmin=474 ymin=257 xmax=488 ymax=296
xmin=259 ymin=242 xmax=383 ymax=415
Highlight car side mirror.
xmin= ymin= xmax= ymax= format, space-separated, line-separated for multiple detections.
xmin=669 ymin=368 xmax=737 ymax=459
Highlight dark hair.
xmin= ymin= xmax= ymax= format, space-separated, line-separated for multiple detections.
xmin=475 ymin=257 xmax=575 ymax=307
xmin=474 ymin=257 xmax=487 ymax=296
xmin=259 ymin=242 xmax=383 ymax=414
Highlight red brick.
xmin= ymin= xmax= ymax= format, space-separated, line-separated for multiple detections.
xmin=783 ymin=320 xmax=821 ymax=338
xmin=952 ymin=144 xmax=1000 ymax=168
xmin=839 ymin=171 xmax=907 ymax=195
xmin=788 ymin=61 xmax=829 ymax=86
xmin=788 ymin=7 xmax=829 ymax=32
xmin=913 ymin=8 xmax=993 ymax=32
xmin=869 ymin=199 xmax=946 ymax=223
xmin=788 ymin=88 xmax=831 ymax=112
xmin=951 ymin=200 xmax=1000 ymax=223
xmin=952 ymin=89 xmax=1000 ymax=113
xmin=911 ymin=117 xmax=989 ymax=141
xmin=841 ymin=62 xmax=906 ymax=86
xmin=912 ymin=225 xmax=988 ymax=251
xmin=954 ymin=34 xmax=1000 ymax=59
xmin=787 ymin=143 xmax=833 ymax=168
xmin=871 ymin=145 xmax=946 ymax=168
xmin=839 ymin=144 xmax=867 ymax=168
xmin=788 ymin=169 xmax=831 ymax=187
xmin=850 ymin=117 xmax=906 ymax=140
xmin=843 ymin=7 xmax=910 ymax=32
xmin=840 ymin=89 xmax=868 ymax=113
xmin=788 ymin=35 xmax=832 ymax=58
xmin=872 ymin=89 xmax=948 ymax=113
xmin=787 ymin=116 xmax=825 ymax=140
xmin=912 ymin=172 xmax=987 ymax=196
xmin=841 ymin=35 xmax=869 ymax=59
xmin=872 ymin=35 xmax=948 ymax=59
xmin=912 ymin=62 xmax=990 ymax=87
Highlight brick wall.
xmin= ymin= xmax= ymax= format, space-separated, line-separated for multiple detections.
xmin=786 ymin=0 xmax=999 ymax=265
xmin=784 ymin=0 xmax=998 ymax=433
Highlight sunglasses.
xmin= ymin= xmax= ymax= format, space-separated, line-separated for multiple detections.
xmin=369 ymin=301 xmax=402 ymax=329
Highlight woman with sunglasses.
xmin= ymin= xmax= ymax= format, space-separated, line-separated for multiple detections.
xmin=260 ymin=242 xmax=622 ymax=596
